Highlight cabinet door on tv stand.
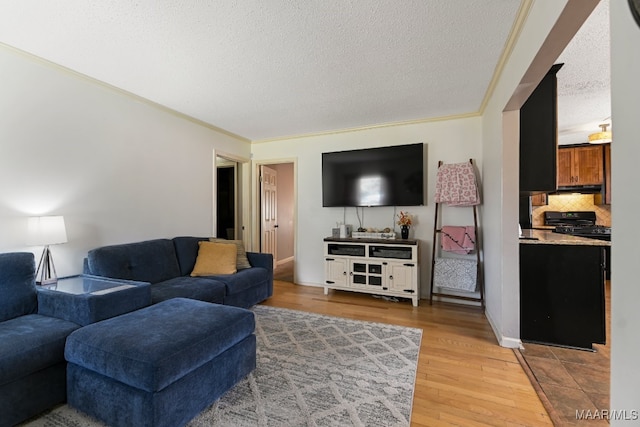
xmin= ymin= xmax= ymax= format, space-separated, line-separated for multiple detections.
xmin=385 ymin=262 xmax=415 ymax=293
xmin=349 ymin=261 xmax=368 ymax=289
xmin=325 ymin=258 xmax=348 ymax=287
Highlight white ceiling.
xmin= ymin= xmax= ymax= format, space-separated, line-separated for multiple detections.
xmin=556 ymin=0 xmax=611 ymax=145
xmin=0 ymin=0 xmax=610 ymax=144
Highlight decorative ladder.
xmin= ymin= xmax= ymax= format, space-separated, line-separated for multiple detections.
xmin=428 ymin=159 xmax=485 ymax=309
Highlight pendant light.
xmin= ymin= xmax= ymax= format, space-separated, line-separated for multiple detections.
xmin=588 ymin=123 xmax=612 ymax=144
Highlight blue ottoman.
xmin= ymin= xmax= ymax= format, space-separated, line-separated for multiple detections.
xmin=64 ymin=298 xmax=256 ymax=427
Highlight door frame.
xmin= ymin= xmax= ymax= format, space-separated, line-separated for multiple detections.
xmin=251 ymin=158 xmax=297 ymax=264
xmin=215 ymin=157 xmax=237 ymax=239
xmin=213 ymin=150 xmax=250 ymax=242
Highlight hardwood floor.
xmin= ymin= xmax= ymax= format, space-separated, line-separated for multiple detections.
xmin=261 ymin=280 xmax=552 ymax=426
xmin=273 ymin=259 xmax=294 ymax=282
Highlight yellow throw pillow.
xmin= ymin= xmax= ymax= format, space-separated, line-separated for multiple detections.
xmin=190 ymin=241 xmax=237 ymax=276
xmin=209 ymin=238 xmax=252 ymax=270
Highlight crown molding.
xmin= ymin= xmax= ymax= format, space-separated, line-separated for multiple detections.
xmin=250 ymin=111 xmax=481 ymax=144
xmin=478 ymin=0 xmax=534 ymax=114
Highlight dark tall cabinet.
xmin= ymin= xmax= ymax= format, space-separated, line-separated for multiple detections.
xmin=519 ymin=64 xmax=563 ymax=194
xmin=520 ymin=243 xmax=606 ymax=350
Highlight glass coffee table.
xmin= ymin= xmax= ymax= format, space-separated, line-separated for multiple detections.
xmin=37 ymin=275 xmax=151 ymax=326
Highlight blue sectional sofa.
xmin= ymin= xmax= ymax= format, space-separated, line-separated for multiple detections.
xmin=0 ymin=253 xmax=81 ymax=427
xmin=84 ymin=236 xmax=273 ymax=308
xmin=0 ymin=237 xmax=269 ymax=425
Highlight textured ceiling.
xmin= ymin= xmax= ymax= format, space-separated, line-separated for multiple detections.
xmin=556 ymin=0 xmax=611 ymax=145
xmin=0 ymin=1 xmax=610 ymax=144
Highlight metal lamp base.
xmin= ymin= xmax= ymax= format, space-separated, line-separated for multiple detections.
xmin=36 ymin=245 xmax=58 ymax=285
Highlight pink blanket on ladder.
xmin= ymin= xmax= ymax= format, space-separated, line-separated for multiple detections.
xmin=441 ymin=226 xmax=476 ymax=254
xmin=434 ymin=162 xmax=480 ymax=206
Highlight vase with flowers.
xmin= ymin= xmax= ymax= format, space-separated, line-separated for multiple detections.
xmin=397 ymin=211 xmax=412 ymax=239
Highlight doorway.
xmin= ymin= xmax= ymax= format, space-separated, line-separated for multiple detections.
xmin=216 ymin=162 xmax=235 ymax=239
xmin=215 ymin=155 xmax=244 ymax=240
xmin=256 ymin=160 xmax=296 ymax=283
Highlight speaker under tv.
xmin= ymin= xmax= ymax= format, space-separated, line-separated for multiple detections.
xmin=322 ymin=143 xmax=424 ymax=207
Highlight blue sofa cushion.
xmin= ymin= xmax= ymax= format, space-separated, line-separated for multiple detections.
xmin=150 ymin=277 xmax=226 ymax=304
xmin=65 ymin=298 xmax=255 ymax=393
xmin=172 ymin=236 xmax=208 ymax=276
xmin=212 ymin=268 xmax=270 ymax=296
xmin=246 ymin=252 xmax=274 ymax=274
xmin=0 ymin=314 xmax=80 ymax=385
xmin=87 ymin=239 xmax=181 ymax=284
xmin=0 ymin=252 xmax=37 ymax=322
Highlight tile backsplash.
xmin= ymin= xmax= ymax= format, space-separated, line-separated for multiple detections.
xmin=532 ymin=194 xmax=611 ymax=226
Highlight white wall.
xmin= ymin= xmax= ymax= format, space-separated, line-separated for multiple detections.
xmin=0 ymin=45 xmax=251 ymax=277
xmin=251 ymin=117 xmax=482 ymax=299
xmin=609 ymin=0 xmax=640 ymax=418
xmin=481 ymin=0 xmax=595 ymax=347
xmin=252 ymin=0 xmax=591 ymax=352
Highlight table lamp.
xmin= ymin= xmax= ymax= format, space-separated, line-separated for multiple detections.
xmin=27 ymin=216 xmax=68 ymax=285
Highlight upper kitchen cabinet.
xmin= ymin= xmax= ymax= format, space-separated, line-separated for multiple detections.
xmin=557 ymin=145 xmax=604 ymax=188
xmin=604 ymin=143 xmax=611 ymax=204
xmin=520 ymin=64 xmax=563 ymax=194
xmin=594 ymin=143 xmax=612 ymax=205
xmin=531 ymin=193 xmax=548 ymax=206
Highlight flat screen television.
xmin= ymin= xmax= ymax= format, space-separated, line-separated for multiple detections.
xmin=322 ymin=143 xmax=424 ymax=207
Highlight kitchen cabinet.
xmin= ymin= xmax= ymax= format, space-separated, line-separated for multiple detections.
xmin=520 ymin=242 xmax=606 ymax=350
xmin=604 ymin=143 xmax=611 ymax=203
xmin=519 ymin=64 xmax=563 ymax=194
xmin=595 ymin=143 xmax=612 ymax=205
xmin=557 ymin=145 xmax=604 ymax=187
xmin=531 ymin=193 xmax=547 ymax=206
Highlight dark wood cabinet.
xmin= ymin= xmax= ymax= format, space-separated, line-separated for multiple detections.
xmin=520 ymin=64 xmax=563 ymax=194
xmin=556 ymin=148 xmax=573 ymax=186
xmin=604 ymin=143 xmax=611 ymax=204
xmin=557 ymin=145 xmax=604 ymax=187
xmin=531 ymin=193 xmax=549 ymax=206
xmin=531 ymin=193 xmax=547 ymax=206
xmin=595 ymin=143 xmax=612 ymax=205
xmin=520 ymin=243 xmax=606 ymax=350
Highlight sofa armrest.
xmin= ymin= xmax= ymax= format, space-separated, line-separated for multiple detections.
xmin=246 ymin=252 xmax=273 ymax=273
xmin=37 ymin=275 xmax=151 ymax=326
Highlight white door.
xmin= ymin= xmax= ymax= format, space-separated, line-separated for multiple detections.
xmin=260 ymin=165 xmax=278 ymax=267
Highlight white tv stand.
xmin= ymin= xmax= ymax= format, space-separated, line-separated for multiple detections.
xmin=323 ymin=237 xmax=420 ymax=306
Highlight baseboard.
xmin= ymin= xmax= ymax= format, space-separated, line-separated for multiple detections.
xmin=294 ymin=281 xmax=324 ymax=288
xmin=276 ymin=256 xmax=293 ymax=266
xmin=485 ymin=308 xmax=522 ymax=349
xmin=500 ymin=336 xmax=522 ymax=349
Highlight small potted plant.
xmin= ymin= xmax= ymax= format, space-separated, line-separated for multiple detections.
xmin=397 ymin=211 xmax=412 ymax=239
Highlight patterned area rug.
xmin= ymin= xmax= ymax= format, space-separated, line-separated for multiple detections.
xmin=25 ymin=305 xmax=422 ymax=427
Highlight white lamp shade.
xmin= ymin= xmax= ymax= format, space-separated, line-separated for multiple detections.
xmin=27 ymin=216 xmax=68 ymax=246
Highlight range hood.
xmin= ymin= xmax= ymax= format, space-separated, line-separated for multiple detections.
xmin=553 ymin=184 xmax=603 ymax=194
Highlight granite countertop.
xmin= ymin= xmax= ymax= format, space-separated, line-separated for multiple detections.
xmin=531 ymin=225 xmax=556 ymax=230
xmin=519 ymin=229 xmax=610 ymax=246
